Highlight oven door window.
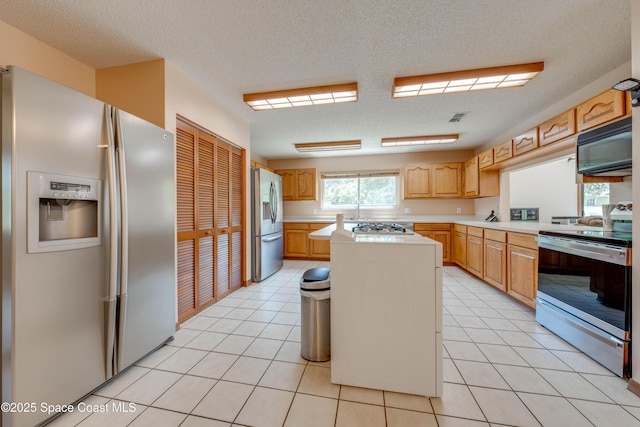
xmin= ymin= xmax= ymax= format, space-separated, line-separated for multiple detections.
xmin=538 ymin=247 xmax=629 ymax=331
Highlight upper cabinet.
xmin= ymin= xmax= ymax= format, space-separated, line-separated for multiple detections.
xmin=464 ymin=156 xmax=500 ymax=198
xmin=275 ymin=168 xmax=317 ymax=201
xmin=463 ymin=157 xmax=479 ymax=197
xmin=576 ymin=89 xmax=626 ymax=132
xmin=539 ymin=109 xmax=576 ymax=146
xmin=432 ymin=162 xmax=462 ymax=198
xmin=403 ymin=164 xmax=432 ymax=198
xmin=493 ymin=140 xmax=513 ymax=164
xmin=512 ymin=128 xmax=539 ymax=157
xmin=404 ymin=162 xmax=463 ymax=199
xmin=478 ymin=149 xmax=494 ymax=169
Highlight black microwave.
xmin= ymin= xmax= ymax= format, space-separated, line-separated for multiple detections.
xmin=576 ymin=117 xmax=632 ymax=176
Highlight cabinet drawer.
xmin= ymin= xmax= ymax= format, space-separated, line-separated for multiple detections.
xmin=454 ymin=224 xmax=467 ymax=234
xmin=308 ymin=223 xmax=332 ymax=231
xmin=467 ymin=226 xmax=484 ymax=238
xmin=539 ymin=109 xmax=576 ymax=146
xmin=493 ymin=140 xmax=513 ymax=163
xmin=484 ymin=229 xmax=506 ymax=243
xmin=414 ymin=223 xmax=451 ymax=231
xmin=284 ymin=222 xmax=309 ymax=230
xmin=507 ymin=232 xmax=537 ymax=250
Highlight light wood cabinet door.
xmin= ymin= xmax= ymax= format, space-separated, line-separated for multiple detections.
xmin=493 ymin=140 xmax=513 ymax=164
xmin=415 ymin=223 xmax=451 ymax=263
xmin=433 ymin=162 xmax=462 ymax=198
xmin=576 ymin=89 xmax=626 ymax=132
xmin=276 ymin=169 xmax=296 ymax=201
xmin=463 ymin=157 xmax=479 ymax=197
xmin=512 ymin=128 xmax=539 ymax=157
xmin=479 ymin=149 xmax=494 ymax=169
xmin=296 ymin=168 xmax=317 ymax=200
xmin=404 ymin=164 xmax=432 ymax=199
xmin=466 ymin=234 xmax=483 ymax=278
xmin=539 ymin=109 xmax=576 ymax=146
xmin=284 ymin=228 xmax=309 ymax=258
xmin=453 ymin=231 xmax=467 ymax=268
xmin=309 ymin=223 xmax=331 ymax=260
xmin=484 ymin=239 xmax=507 ymax=291
xmin=507 ymin=245 xmax=538 ymax=308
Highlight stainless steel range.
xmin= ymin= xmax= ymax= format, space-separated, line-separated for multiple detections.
xmin=351 ymin=222 xmax=414 ymax=234
xmin=536 ymin=229 xmax=632 ymax=377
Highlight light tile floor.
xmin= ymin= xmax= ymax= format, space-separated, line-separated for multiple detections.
xmin=50 ymin=261 xmax=640 ymax=426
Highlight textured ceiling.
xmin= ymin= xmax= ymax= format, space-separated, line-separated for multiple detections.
xmin=0 ymin=0 xmax=631 ymax=159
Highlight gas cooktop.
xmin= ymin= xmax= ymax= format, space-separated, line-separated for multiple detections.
xmin=351 ymin=222 xmax=414 ymax=234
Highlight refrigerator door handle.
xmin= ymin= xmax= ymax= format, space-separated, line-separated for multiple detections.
xmin=262 ymin=233 xmax=283 ymax=242
xmin=272 ymin=181 xmax=278 ymax=223
xmin=269 ymin=182 xmax=276 ymax=224
xmin=103 ymin=105 xmax=118 ymax=379
xmin=113 ymin=108 xmax=129 ymax=374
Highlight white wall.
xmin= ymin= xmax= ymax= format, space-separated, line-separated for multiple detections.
xmin=507 ymin=156 xmax=579 ymax=223
xmin=164 ymin=61 xmax=252 ymax=282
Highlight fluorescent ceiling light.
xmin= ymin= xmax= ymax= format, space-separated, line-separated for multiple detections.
xmin=381 ymin=135 xmax=459 ymax=147
xmin=244 ymin=82 xmax=358 ymax=111
xmin=393 ymin=62 xmax=544 ymax=98
xmin=295 ymin=140 xmax=361 ymax=152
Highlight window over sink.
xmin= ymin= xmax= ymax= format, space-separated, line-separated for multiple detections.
xmin=320 ymin=171 xmax=399 ymax=210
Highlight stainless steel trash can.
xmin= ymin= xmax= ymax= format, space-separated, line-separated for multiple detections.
xmin=300 ymin=267 xmax=331 ymax=362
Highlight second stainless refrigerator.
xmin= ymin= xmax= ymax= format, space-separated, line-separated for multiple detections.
xmin=251 ymin=168 xmax=283 ymax=282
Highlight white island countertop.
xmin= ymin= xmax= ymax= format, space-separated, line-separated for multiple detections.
xmin=308 ymin=220 xmax=602 ymax=240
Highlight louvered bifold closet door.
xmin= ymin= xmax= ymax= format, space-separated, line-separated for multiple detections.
xmin=197 ymin=132 xmax=217 ymax=308
xmin=231 ymin=148 xmax=244 ymax=289
xmin=176 ymin=121 xmax=197 ymax=322
xmin=216 ymin=142 xmax=232 ymax=298
xmin=176 ymin=118 xmax=245 ymax=322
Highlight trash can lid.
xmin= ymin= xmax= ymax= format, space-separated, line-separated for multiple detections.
xmin=302 ymin=267 xmax=330 ymax=282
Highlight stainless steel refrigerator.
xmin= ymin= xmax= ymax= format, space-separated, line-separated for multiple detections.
xmin=1 ymin=66 xmax=176 ymax=426
xmin=251 ymin=168 xmax=283 ymax=282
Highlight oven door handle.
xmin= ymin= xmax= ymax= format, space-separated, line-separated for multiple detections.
xmin=537 ymin=299 xmax=626 ymax=347
xmin=537 ymin=237 xmax=630 ymax=266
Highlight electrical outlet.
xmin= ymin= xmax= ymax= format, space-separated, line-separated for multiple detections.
xmin=404 ymin=207 xmax=411 ymax=214
xmin=312 ymin=209 xmax=317 ymax=214
xmin=456 ymin=207 xmax=462 ymax=213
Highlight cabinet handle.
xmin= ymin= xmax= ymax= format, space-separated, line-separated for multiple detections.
xmin=486 ymin=244 xmax=503 ymax=251
xmin=513 ymin=252 xmax=535 ymax=260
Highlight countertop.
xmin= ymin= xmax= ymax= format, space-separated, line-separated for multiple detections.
xmin=306 ymin=218 xmax=602 ymax=240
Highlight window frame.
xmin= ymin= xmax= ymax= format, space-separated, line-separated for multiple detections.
xmin=319 ymin=170 xmax=400 ymax=211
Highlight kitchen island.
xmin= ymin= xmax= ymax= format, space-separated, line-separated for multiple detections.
xmin=329 ymin=229 xmax=443 ymax=397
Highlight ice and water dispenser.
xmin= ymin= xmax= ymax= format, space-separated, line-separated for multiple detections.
xmin=27 ymin=171 xmax=101 ymax=252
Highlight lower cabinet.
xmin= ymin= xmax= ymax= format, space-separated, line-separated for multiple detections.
xmin=309 ymin=223 xmax=331 ymax=259
xmin=414 ymin=223 xmax=451 ymax=262
xmin=506 ymin=233 xmax=538 ymax=308
xmin=283 ymin=222 xmax=331 ymax=260
xmin=483 ymin=230 xmax=507 ymax=291
xmin=466 ymin=227 xmax=484 ymax=278
xmin=453 ymin=224 xmax=467 ymax=268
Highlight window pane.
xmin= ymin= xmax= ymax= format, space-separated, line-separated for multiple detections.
xmin=322 ymin=178 xmax=358 ymax=207
xmin=582 ymin=183 xmax=609 ymax=216
xmin=359 ymin=176 xmax=397 ymax=206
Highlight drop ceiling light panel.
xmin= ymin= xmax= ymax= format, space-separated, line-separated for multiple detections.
xmin=393 ymin=62 xmax=544 ymax=98
xmin=381 ymin=134 xmax=459 ymax=147
xmin=295 ymin=140 xmax=361 ymax=152
xmin=244 ymin=82 xmax=358 ymax=110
